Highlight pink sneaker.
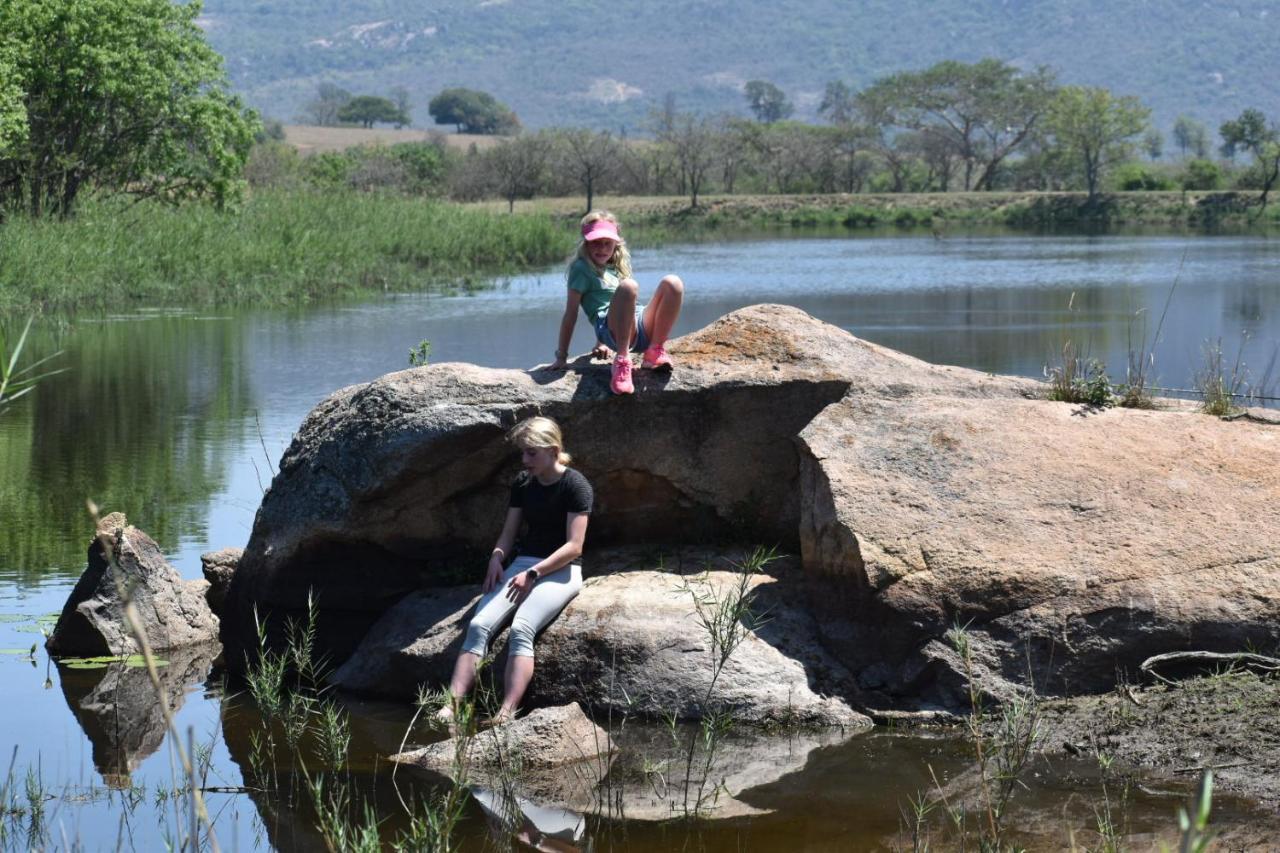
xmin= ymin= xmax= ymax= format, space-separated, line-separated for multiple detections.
xmin=610 ymin=354 xmax=634 ymax=394
xmin=642 ymin=345 xmax=673 ymax=371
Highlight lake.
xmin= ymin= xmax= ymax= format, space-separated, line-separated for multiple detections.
xmin=1 ymin=228 xmax=1277 ymax=849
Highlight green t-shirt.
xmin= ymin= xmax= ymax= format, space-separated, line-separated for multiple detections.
xmin=567 ymin=257 xmax=620 ymax=322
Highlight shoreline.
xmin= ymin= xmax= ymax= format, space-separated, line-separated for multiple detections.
xmin=2 ymin=189 xmax=1275 ymax=317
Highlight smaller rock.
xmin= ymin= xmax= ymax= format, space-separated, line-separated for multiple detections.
xmin=46 ymin=513 xmax=220 ymax=656
xmin=392 ymin=703 xmax=613 ymax=772
xmin=200 ymin=547 xmax=243 ymax=616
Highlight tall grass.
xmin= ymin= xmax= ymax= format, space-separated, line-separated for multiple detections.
xmin=0 ymin=190 xmax=571 ymax=315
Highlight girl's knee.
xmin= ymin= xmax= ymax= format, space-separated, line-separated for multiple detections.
xmin=462 ymin=621 xmax=492 ymax=657
xmin=509 ymin=618 xmax=537 ymax=657
xmin=660 ymin=274 xmax=684 ymax=294
xmin=616 ymin=278 xmax=640 ymax=299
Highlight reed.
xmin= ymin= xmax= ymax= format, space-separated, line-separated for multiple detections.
xmin=0 ymin=190 xmax=570 ymax=315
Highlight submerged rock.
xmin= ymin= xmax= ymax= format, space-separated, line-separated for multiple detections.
xmin=392 ymin=702 xmax=613 ymax=772
xmin=47 ymin=513 xmax=220 ymax=656
xmin=333 ymin=547 xmax=870 ymax=726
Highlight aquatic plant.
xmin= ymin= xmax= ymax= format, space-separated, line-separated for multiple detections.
xmin=1173 ymin=771 xmax=1215 ymax=853
xmin=1044 ymin=340 xmax=1114 ymax=407
xmin=941 ymin=622 xmax=1043 ymax=849
xmin=0 ymin=190 xmax=570 ymax=314
xmin=672 ymin=545 xmax=777 ymax=818
xmin=0 ymin=318 xmax=64 ymax=414
xmin=1194 ymin=337 xmax=1248 ymax=417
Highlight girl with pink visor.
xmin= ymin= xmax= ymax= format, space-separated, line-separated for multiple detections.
xmin=550 ymin=210 xmax=684 ymax=394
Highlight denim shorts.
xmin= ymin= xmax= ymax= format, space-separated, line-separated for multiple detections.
xmin=594 ymin=306 xmax=650 ymax=353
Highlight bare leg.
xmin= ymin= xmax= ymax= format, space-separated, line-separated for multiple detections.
xmin=500 ymin=655 xmax=536 ymax=716
xmin=640 ymin=275 xmax=684 ymax=348
xmin=447 ymin=651 xmax=482 ymax=700
xmin=607 ymin=279 xmax=640 ymax=353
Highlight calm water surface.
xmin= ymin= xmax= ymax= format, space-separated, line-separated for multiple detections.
xmin=1 ymin=230 xmax=1277 ymax=849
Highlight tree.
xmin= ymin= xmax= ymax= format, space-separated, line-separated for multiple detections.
xmin=665 ymin=113 xmax=718 ymax=207
xmin=743 ymin=80 xmax=793 ymax=124
xmin=389 ymin=86 xmax=412 ymax=128
xmin=1046 ymin=86 xmax=1150 ymax=199
xmin=337 ymin=95 xmax=407 ymax=128
xmin=487 ymin=133 xmax=551 ymax=212
xmin=860 ymin=58 xmax=1056 ymax=191
xmin=818 ymin=80 xmax=856 ymax=125
xmin=1172 ymin=115 xmax=1210 ymax=159
xmin=428 ymin=88 xmax=519 ymax=135
xmin=0 ymin=0 xmax=258 ymax=218
xmin=553 ymin=129 xmax=619 ymax=212
xmin=303 ymin=82 xmax=352 ymax=126
xmin=1220 ymin=108 xmax=1280 ymax=208
xmin=1143 ymin=128 xmax=1163 ymax=160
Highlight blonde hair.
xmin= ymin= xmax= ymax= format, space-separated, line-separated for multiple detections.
xmin=572 ymin=210 xmax=633 ymax=279
xmin=508 ymin=416 xmax=571 ymax=465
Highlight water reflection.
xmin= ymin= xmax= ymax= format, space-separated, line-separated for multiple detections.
xmin=56 ymin=642 xmax=220 ymax=788
xmin=0 ymin=315 xmax=252 ymax=581
xmin=471 ymin=783 xmax=586 ymax=852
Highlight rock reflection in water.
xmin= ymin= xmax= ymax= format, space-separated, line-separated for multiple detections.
xmin=596 ymin=724 xmax=860 ymax=822
xmin=56 ymin=643 xmax=219 ymax=788
xmin=418 ymin=721 xmax=861 ymax=842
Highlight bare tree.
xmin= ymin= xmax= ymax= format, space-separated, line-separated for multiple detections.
xmin=553 ymin=129 xmax=620 ymax=212
xmin=488 ymin=133 xmax=552 ymax=212
xmin=658 ymin=112 xmax=719 ymax=207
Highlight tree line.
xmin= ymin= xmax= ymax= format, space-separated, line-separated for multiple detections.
xmin=264 ymin=59 xmax=1280 ymax=212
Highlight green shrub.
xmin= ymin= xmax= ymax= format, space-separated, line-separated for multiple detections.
xmin=1111 ymin=162 xmax=1175 ymax=191
xmin=1180 ymin=159 xmax=1221 ymax=191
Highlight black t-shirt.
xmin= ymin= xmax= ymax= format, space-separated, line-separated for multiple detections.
xmin=509 ymin=468 xmax=593 ymax=559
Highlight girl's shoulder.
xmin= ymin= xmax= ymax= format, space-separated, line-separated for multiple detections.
xmin=563 ymin=467 xmax=593 ymax=491
xmin=568 ymin=256 xmax=597 ymax=277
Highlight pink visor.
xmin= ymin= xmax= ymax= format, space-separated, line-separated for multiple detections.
xmin=582 ymin=219 xmax=620 ymax=242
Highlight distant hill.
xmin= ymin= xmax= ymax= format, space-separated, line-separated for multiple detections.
xmin=201 ymin=0 xmax=1280 ymax=136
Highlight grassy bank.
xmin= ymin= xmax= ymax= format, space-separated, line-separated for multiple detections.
xmin=484 ymin=190 xmax=1280 ymax=233
xmin=0 ymin=190 xmax=570 ymax=315
xmin=5 ymin=188 xmax=1277 ymax=315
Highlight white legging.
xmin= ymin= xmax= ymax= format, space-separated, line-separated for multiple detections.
xmin=462 ymin=556 xmax=582 ymax=658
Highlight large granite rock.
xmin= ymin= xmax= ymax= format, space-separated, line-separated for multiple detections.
xmin=223 ymin=302 xmax=1280 ymax=713
xmin=222 ymin=304 xmax=1020 ymax=672
xmin=798 ymin=393 xmax=1280 ymax=705
xmin=332 ymin=547 xmax=871 ymax=727
xmin=47 ymin=513 xmax=220 ymax=656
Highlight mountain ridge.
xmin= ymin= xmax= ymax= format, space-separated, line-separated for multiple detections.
xmin=201 ymin=0 xmax=1280 ymax=134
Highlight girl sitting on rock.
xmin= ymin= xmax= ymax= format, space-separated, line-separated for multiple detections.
xmin=549 ymin=210 xmax=684 ymax=395
xmin=439 ymin=416 xmax=591 ymax=726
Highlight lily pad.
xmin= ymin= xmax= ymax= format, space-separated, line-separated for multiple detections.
xmin=0 ymin=648 xmax=34 ymax=655
xmin=12 ymin=625 xmax=44 ymax=634
xmin=0 ymin=614 xmax=29 ymax=623
xmin=59 ymin=655 xmax=168 ymax=669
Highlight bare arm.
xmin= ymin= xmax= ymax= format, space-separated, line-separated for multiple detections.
xmin=483 ymin=507 xmax=523 ymax=593
xmin=551 ymin=289 xmax=582 ymax=369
